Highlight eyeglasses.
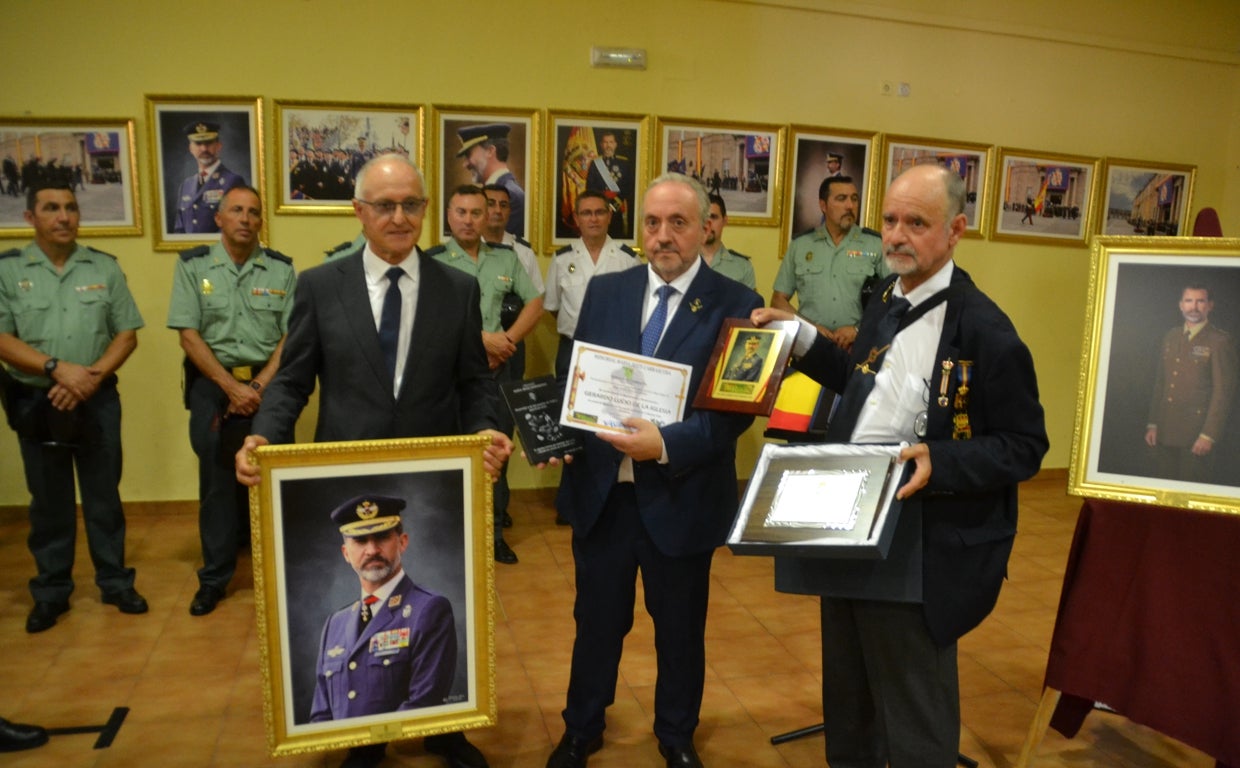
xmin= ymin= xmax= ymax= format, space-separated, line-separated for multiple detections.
xmin=356 ymin=197 xmax=428 ymax=217
xmin=643 ymin=215 xmax=694 ymax=233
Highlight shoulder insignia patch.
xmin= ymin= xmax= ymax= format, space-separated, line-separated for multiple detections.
xmin=263 ymin=248 xmax=293 ymax=265
xmin=0 ymin=248 xmax=20 ymax=260
xmin=85 ymin=245 xmax=118 ymax=260
xmin=620 ymin=244 xmax=639 ymax=258
xmin=178 ymin=245 xmax=211 ymax=262
xmin=861 ymin=226 xmax=882 ymax=238
xmin=423 ymin=244 xmax=447 ymax=258
xmin=554 ymin=244 xmax=573 ymax=256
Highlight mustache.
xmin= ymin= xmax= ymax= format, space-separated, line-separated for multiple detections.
xmin=885 ymin=245 xmax=915 ymax=258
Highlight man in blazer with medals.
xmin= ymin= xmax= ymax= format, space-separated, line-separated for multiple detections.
xmin=546 ymin=174 xmax=763 ymax=768
xmin=752 ymin=164 xmax=1048 ymax=767
xmin=237 ymin=154 xmax=510 ymax=768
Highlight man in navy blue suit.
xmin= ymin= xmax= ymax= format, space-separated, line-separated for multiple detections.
xmin=545 ymin=174 xmax=763 ymax=768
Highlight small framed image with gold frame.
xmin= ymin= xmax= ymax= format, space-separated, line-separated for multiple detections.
xmin=655 ymin=117 xmax=786 ymax=227
xmin=1098 ymin=158 xmax=1196 ymax=237
xmin=878 ymin=134 xmax=993 ymax=239
xmin=1069 ymin=236 xmax=1240 ymax=515
xmin=431 ymin=105 xmax=540 ymax=249
xmin=783 ymin=126 xmax=877 ymax=247
xmin=545 ymin=109 xmax=650 ymax=249
xmin=145 ymin=94 xmax=264 ymax=251
xmin=274 ymin=100 xmax=424 ymax=214
xmin=692 ymin=319 xmax=798 ymax=416
xmin=0 ymin=117 xmax=141 ymax=238
xmin=249 ymin=435 xmax=496 ymax=757
xmin=989 ymin=147 xmax=1099 ymax=246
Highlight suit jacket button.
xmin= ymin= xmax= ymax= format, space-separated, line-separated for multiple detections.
xmin=348 ymin=661 xmax=357 ymax=670
xmin=347 ymin=690 xmax=357 ymax=700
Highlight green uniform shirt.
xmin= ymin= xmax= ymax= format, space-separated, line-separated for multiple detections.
xmin=707 ymin=244 xmax=757 ymax=290
xmin=166 ymin=242 xmax=296 ymax=368
xmin=428 ymin=238 xmax=541 ymax=332
xmin=0 ymin=241 xmax=144 ymax=387
xmin=772 ymin=225 xmax=886 ymax=329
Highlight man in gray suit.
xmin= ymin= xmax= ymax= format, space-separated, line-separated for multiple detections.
xmin=236 ymin=153 xmax=509 ymax=768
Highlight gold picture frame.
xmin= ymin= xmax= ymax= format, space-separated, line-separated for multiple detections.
xmin=655 ymin=116 xmax=786 ymax=228
xmin=877 ymin=133 xmax=994 ymax=239
xmin=249 ymin=435 xmax=497 ymax=757
xmin=0 ymin=116 xmax=142 ymax=238
xmin=1068 ymin=236 xmax=1240 ymax=515
xmin=545 ymin=109 xmax=651 ymax=251
xmin=989 ymin=146 xmax=1099 ymax=246
xmin=430 ymin=105 xmax=541 ymax=250
xmin=274 ymin=100 xmax=425 ymax=215
xmin=145 ymin=94 xmax=265 ymax=251
xmin=1098 ymin=157 xmax=1196 ymax=237
xmin=782 ymin=125 xmax=878 ymax=248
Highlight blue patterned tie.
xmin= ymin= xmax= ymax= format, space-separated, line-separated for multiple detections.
xmin=641 ymin=285 xmax=676 ymax=357
xmin=378 ymin=267 xmax=404 ymax=380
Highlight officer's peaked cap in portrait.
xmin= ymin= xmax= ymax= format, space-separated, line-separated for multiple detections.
xmin=330 ymin=494 xmax=406 ymax=537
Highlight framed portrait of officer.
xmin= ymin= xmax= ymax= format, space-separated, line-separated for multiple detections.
xmin=546 ymin=110 xmax=650 ymax=249
xmin=782 ymin=126 xmax=877 ymax=247
xmin=0 ymin=116 xmax=142 ymax=238
xmin=145 ymin=94 xmax=264 ymax=251
xmin=431 ymin=105 xmax=539 ymax=250
xmin=249 ymin=436 xmax=497 ymax=757
xmin=1070 ymin=236 xmax=1240 ymax=515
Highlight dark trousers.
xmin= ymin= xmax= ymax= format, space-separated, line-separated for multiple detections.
xmin=188 ymin=376 xmax=245 ymax=590
xmin=820 ymin=597 xmax=959 ymax=768
xmin=18 ymin=383 xmax=134 ymax=602
xmin=555 ymin=335 xmax=573 ymax=382
xmin=492 ymin=362 xmax=516 ymax=536
xmin=563 ymin=483 xmax=713 ymax=747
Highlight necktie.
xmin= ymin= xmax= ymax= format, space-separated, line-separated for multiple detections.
xmin=826 ymin=296 xmax=912 ymax=442
xmin=198 ymin=172 xmax=207 ymax=188
xmin=641 ymin=285 xmax=676 ymax=357
xmin=378 ymin=267 xmax=403 ymax=380
xmin=359 ymin=595 xmax=379 ymax=629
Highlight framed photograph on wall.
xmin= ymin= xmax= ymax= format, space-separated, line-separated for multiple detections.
xmin=989 ymin=147 xmax=1099 ymax=246
xmin=250 ymin=435 xmax=496 ymax=757
xmin=878 ymin=134 xmax=993 ymax=239
xmin=431 ymin=106 xmax=539 ymax=249
xmin=146 ymin=95 xmax=264 ymax=251
xmin=1068 ymin=236 xmax=1240 ymax=515
xmin=0 ymin=117 xmax=141 ymax=238
xmin=1098 ymin=158 xmax=1196 ymax=237
xmin=655 ymin=117 xmax=785 ymax=227
xmin=275 ymin=100 xmax=424 ymax=215
xmin=782 ymin=126 xmax=876 ymax=247
xmin=545 ymin=110 xmax=649 ymax=249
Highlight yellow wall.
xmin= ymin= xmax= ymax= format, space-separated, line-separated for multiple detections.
xmin=2 ymin=0 xmax=1238 ymax=504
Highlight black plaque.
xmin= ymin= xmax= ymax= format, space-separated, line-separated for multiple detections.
xmin=501 ymin=375 xmax=584 ymax=465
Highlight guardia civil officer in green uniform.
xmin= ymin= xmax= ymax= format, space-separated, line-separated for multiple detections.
xmin=702 ymin=193 xmax=756 ymax=290
xmin=167 ymin=184 xmax=295 ymax=616
xmin=426 ymin=184 xmax=543 ymax=565
xmin=771 ymin=175 xmax=887 ymax=352
xmin=0 ymin=184 xmax=147 ymax=634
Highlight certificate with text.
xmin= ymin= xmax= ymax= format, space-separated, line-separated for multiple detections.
xmin=560 ymin=342 xmax=692 ymax=435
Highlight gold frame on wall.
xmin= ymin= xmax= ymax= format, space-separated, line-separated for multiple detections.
xmin=0 ymin=116 xmax=142 ymax=238
xmin=1068 ymin=236 xmax=1240 ymax=515
xmin=989 ymin=146 xmax=1099 ymax=246
xmin=1097 ymin=157 xmax=1196 ymax=238
xmin=782 ymin=125 xmax=878 ymax=248
xmin=249 ymin=435 xmax=497 ymax=756
xmin=877 ymin=133 xmax=994 ymax=239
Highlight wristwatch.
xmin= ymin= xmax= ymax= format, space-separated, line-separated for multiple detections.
xmin=249 ymin=380 xmax=263 ymax=391
xmin=43 ymin=357 xmax=59 ymax=377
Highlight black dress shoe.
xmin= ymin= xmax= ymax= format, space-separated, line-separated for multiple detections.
xmin=555 ymin=514 xmax=571 ymax=526
xmin=101 ymin=587 xmax=149 ymax=614
xmin=494 ymin=538 xmax=518 ymax=564
xmin=546 ymin=733 xmax=603 ymax=768
xmin=189 ymin=585 xmax=225 ymax=616
xmin=25 ymin=601 xmax=69 ymax=634
xmin=659 ymin=742 xmax=703 ymax=768
xmin=501 ymin=511 xmax=513 ymax=528
xmin=339 ymin=742 xmax=385 ymax=768
xmin=425 ymin=731 xmax=489 ymax=768
xmin=0 ymin=717 xmax=49 ymax=753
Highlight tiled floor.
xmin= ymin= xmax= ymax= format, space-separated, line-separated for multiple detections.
xmin=0 ymin=471 xmax=1216 ymax=767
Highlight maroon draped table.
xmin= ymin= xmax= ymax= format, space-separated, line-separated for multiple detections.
xmin=1027 ymin=498 xmax=1240 ymax=766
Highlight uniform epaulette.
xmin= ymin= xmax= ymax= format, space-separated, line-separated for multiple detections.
xmin=488 ymin=241 xmax=515 ymax=252
xmin=792 ymin=226 xmax=819 ymax=240
xmin=861 ymin=226 xmax=881 ymax=238
xmin=323 ymin=240 xmax=353 ymax=257
xmin=729 ymin=249 xmax=752 ymax=261
xmin=178 ymin=245 xmax=211 ymax=262
xmin=0 ymin=247 xmax=20 ymax=260
xmin=514 ymin=235 xmax=532 ymax=249
xmin=555 ymin=244 xmax=573 ymax=256
xmin=262 ymin=248 xmax=292 ymax=265
xmin=620 ymin=244 xmax=639 ymax=258
xmin=423 ymin=244 xmax=448 ymax=258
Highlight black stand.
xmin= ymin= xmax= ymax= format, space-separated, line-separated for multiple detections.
xmin=769 ymin=722 xmax=978 ymax=768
